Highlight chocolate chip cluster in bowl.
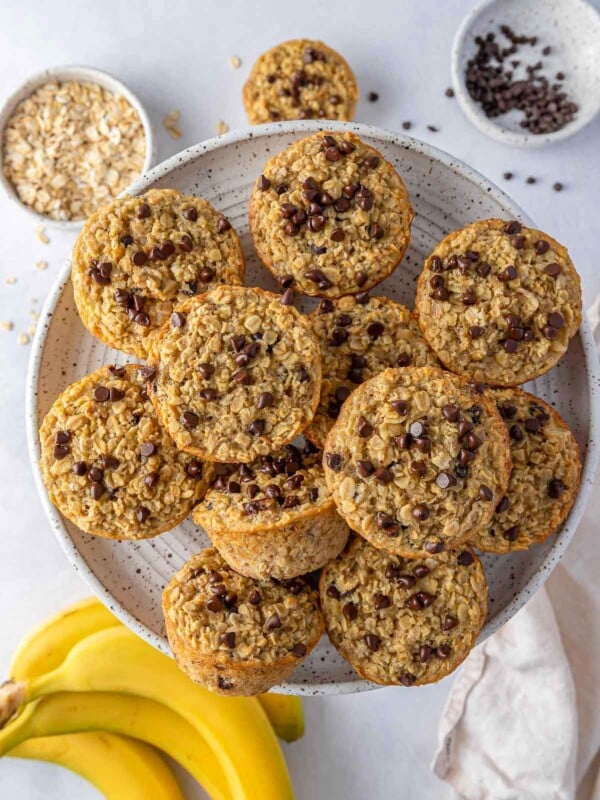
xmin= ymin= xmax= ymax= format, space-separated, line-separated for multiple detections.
xmin=37 ymin=127 xmax=584 ymax=694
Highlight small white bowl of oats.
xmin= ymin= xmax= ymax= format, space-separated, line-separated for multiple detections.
xmin=0 ymin=65 xmax=154 ymax=228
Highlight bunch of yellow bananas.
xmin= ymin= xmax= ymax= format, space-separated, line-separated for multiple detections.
xmin=0 ymin=597 xmax=304 ymax=799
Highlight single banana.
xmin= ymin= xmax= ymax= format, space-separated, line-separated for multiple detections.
xmin=0 ymin=626 xmax=294 ymax=800
xmin=10 ymin=597 xmax=119 ymax=680
xmin=0 ymin=691 xmax=230 ymax=800
xmin=259 ymin=694 xmax=304 ymax=743
xmin=11 ymin=595 xmax=305 ymax=742
xmin=9 ymin=731 xmax=184 ymax=800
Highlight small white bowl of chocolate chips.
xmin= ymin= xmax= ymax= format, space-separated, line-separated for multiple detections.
xmin=451 ymin=0 xmax=600 ymax=147
xmin=0 ymin=65 xmax=155 ymax=228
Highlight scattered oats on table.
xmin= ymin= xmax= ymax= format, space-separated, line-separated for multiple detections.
xmin=35 ymin=260 xmax=48 ymax=271
xmin=216 ymin=120 xmax=229 ymax=135
xmin=35 ymin=225 xmax=49 ymax=244
xmin=2 ymin=80 xmax=146 ymax=221
xmin=163 ymin=110 xmax=182 ymax=139
xmin=0 ymin=321 xmax=14 ymax=332
xmin=17 ymin=332 xmax=30 ymax=345
xmin=229 ymin=55 xmax=241 ymax=69
xmin=5 ymin=276 xmax=17 ymax=285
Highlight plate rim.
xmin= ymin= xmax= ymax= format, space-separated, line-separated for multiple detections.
xmin=25 ymin=119 xmax=600 ymax=695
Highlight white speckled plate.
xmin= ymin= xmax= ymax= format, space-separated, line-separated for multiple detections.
xmin=26 ymin=120 xmax=600 ymax=695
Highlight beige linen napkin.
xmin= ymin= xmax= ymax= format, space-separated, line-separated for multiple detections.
xmin=433 ymin=299 xmax=600 ymax=800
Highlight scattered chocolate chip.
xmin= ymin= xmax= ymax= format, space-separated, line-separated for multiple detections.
xmin=368 ymin=91 xmax=379 ymax=102
xmin=526 ymin=176 xmax=536 ymax=185
xmin=553 ymin=182 xmax=563 ymax=192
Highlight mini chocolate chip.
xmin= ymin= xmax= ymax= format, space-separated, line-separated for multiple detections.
xmin=413 ymin=565 xmax=430 ymax=578
xmin=391 ymin=400 xmax=408 ymax=415
xmin=374 ymin=594 xmax=391 ymax=610
xmin=376 ymin=511 xmax=397 ymax=530
xmin=369 ymin=223 xmax=384 ymax=240
xmin=343 ymin=602 xmax=358 ymax=621
xmin=131 ymin=250 xmax=147 ymax=266
xmin=442 ymin=405 xmax=460 ymax=423
xmin=374 ymin=467 xmax=393 ymax=484
xmin=137 ymin=203 xmax=151 ymax=219
xmin=509 ymin=424 xmax=524 ymax=441
xmin=535 ymin=239 xmax=550 ymax=255
xmin=257 ymin=392 xmax=274 ymax=410
xmin=264 ymin=613 xmax=282 ymax=633
xmin=90 ymin=483 xmax=105 ymax=500
xmin=435 ymin=472 xmax=455 ymax=489
xmin=504 ymin=338 xmax=519 ymax=353
xmin=396 ymin=352 xmax=412 ymax=367
xmin=548 ymin=478 xmax=566 ymax=499
xmin=457 ymin=550 xmax=474 ymax=566
xmin=548 ymin=312 xmax=564 ymax=330
xmin=409 ymin=420 xmax=427 ymax=438
xmin=292 ymin=643 xmax=307 ymax=658
xmin=425 ymin=541 xmax=443 ymax=554
xmin=220 ymin=632 xmax=236 ymax=648
xmin=477 ymin=262 xmax=491 ymax=278
xmin=366 ymin=321 xmax=385 ymax=339
xmin=325 ymin=453 xmax=342 ymax=471
xmin=365 ymin=633 xmax=380 ymax=652
xmin=140 ymin=442 xmax=157 ymax=458
xmin=469 ymin=325 xmax=484 ymax=339
xmin=247 ymin=419 xmax=265 ymax=436
xmin=357 ymin=416 xmax=374 ymax=438
xmin=326 ymin=584 xmax=341 ymax=600
xmin=94 ymin=386 xmax=110 ymax=402
xmin=410 ymin=460 xmax=427 ymax=477
xmin=524 ymin=417 xmax=541 ymax=433
xmin=257 ymin=175 xmax=271 ymax=191
xmin=143 ymin=471 xmax=159 ymax=489
xmin=280 ymin=287 xmax=294 ymax=306
xmin=357 ymin=460 xmax=375 ymax=478
xmin=412 ymin=503 xmax=429 ymax=521
xmin=478 ymin=484 xmax=493 ymax=501
xmin=395 ymin=433 xmax=413 ymax=450
xmin=496 ymin=495 xmax=509 ymax=513
xmin=437 ymin=644 xmax=451 ymax=659
xmin=457 ymin=420 xmax=473 ymax=439
xmin=400 ymin=672 xmax=415 ymax=686
xmin=498 ymin=265 xmax=518 ymax=282
xmin=503 ymin=526 xmax=519 ymax=541
xmin=136 ymin=506 xmax=150 ymax=523
xmin=72 ymin=461 xmax=87 ymax=476
xmin=442 ymin=615 xmax=458 ymax=631
xmin=171 ymin=312 xmax=185 ymax=328
xmin=504 ymin=221 xmax=521 ymax=235
xmin=544 ymin=263 xmax=562 ymax=277
xmin=217 ymin=216 xmax=231 ymax=233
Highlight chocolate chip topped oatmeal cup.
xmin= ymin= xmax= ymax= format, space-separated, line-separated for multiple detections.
xmin=193 ymin=440 xmax=350 ymax=580
xmin=320 ymin=536 xmax=487 ymax=686
xmin=249 ymin=131 xmax=413 ymax=297
xmin=71 ymin=189 xmax=245 ymax=358
xmin=163 ymin=548 xmax=324 ymax=695
xmin=39 ymin=364 xmax=210 ymax=540
xmin=149 ymin=285 xmax=322 ymax=463
xmin=306 ymin=293 xmax=438 ymax=447
xmin=243 ymin=39 xmax=358 ymax=124
xmin=415 ymin=219 xmax=582 ymax=386
xmin=469 ymin=387 xmax=581 ymax=553
xmin=323 ymin=367 xmax=511 ymax=557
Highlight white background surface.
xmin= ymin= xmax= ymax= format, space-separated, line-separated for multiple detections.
xmin=0 ymin=1 xmax=599 ymax=797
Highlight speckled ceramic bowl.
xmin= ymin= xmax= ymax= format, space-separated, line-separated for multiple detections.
xmin=26 ymin=120 xmax=600 ymax=695
xmin=452 ymin=0 xmax=600 ymax=147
